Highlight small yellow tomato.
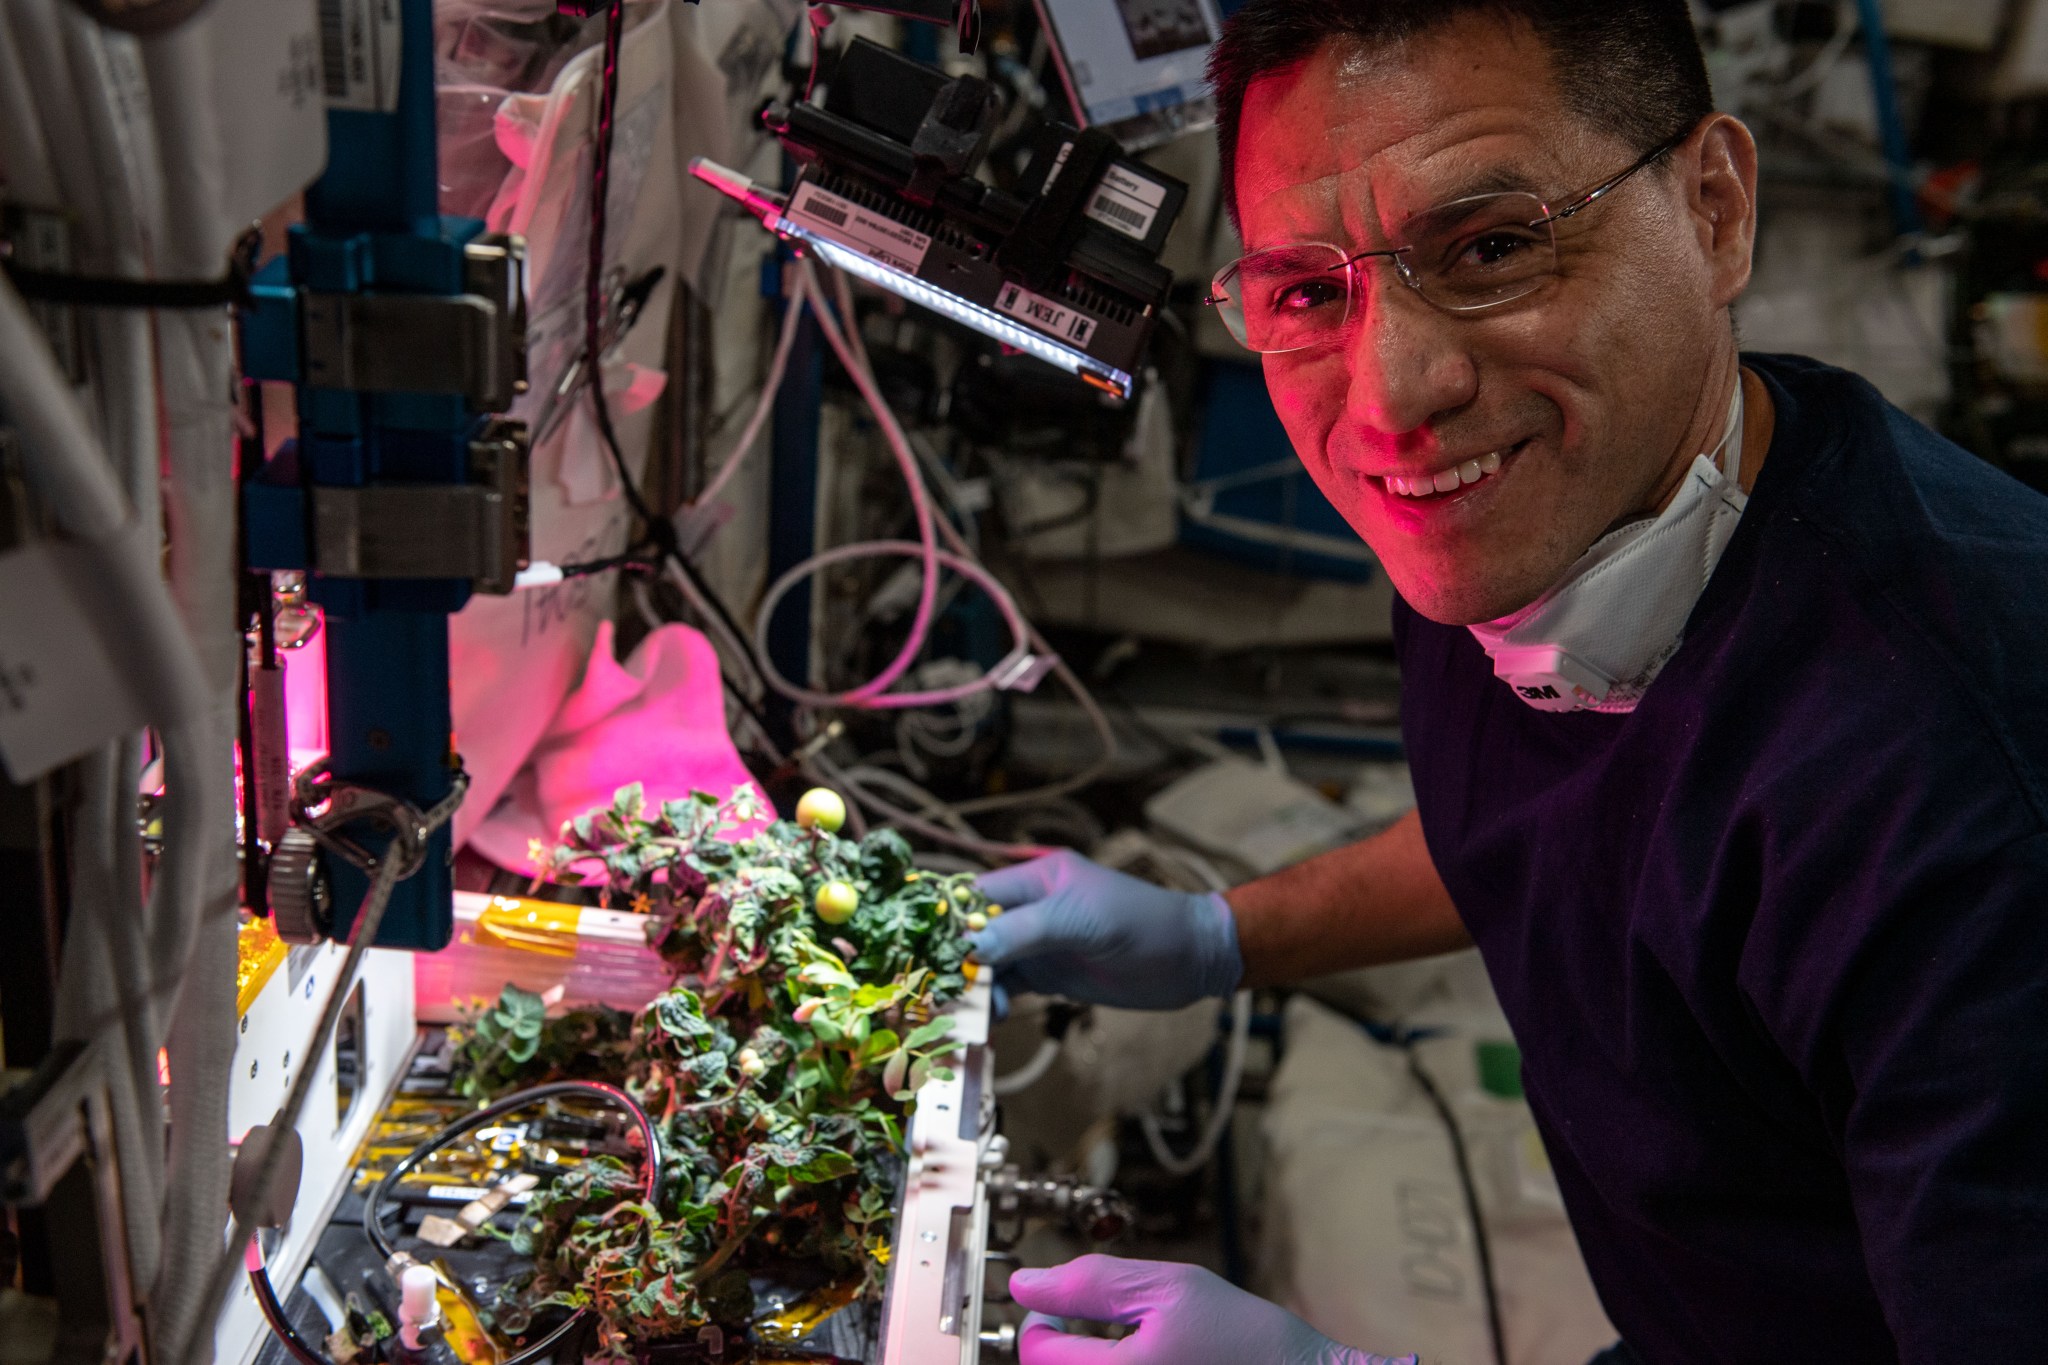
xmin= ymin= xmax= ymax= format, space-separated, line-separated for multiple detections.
xmin=965 ymin=912 xmax=988 ymax=932
xmin=815 ymin=880 xmax=860 ymax=924
xmin=795 ymin=788 xmax=848 ymax=833
xmin=985 ymin=904 xmax=1003 ymax=917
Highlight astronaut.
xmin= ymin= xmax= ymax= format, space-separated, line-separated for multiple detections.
xmin=974 ymin=2 xmax=2048 ymax=1362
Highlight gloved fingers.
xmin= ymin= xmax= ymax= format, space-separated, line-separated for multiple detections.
xmin=974 ymin=851 xmax=1076 ymax=909
xmin=1008 ymin=1255 xmax=1152 ymax=1323
xmin=990 ymin=978 xmax=1011 ymax=1021
xmin=965 ymin=902 xmax=1073 ymax=968
xmin=1018 ymin=1312 xmax=1120 ymax=1365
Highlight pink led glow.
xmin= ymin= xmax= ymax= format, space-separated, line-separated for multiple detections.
xmin=465 ymin=620 xmax=773 ymax=876
xmin=282 ymin=620 xmax=328 ymax=774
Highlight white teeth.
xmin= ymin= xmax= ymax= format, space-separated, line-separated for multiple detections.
xmin=1381 ymin=447 xmax=1513 ymax=499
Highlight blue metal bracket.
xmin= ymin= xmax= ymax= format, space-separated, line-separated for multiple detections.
xmin=238 ymin=0 xmax=528 ymax=951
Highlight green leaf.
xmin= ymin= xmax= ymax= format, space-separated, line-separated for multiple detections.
xmin=612 ymin=782 xmax=646 ymax=821
xmin=858 ymin=1028 xmax=900 ymax=1066
xmin=901 ymin=1018 xmax=955 ymax=1051
xmin=784 ymin=1149 xmax=855 ymax=1184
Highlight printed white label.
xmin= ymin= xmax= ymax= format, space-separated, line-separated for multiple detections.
xmin=316 ymin=0 xmax=401 ymax=113
xmin=995 ymin=282 xmax=1099 ymax=348
xmin=785 ymin=183 xmax=932 ymax=275
xmin=425 ymin=1185 xmax=533 ymax=1205
xmin=1084 ymin=163 xmax=1168 ymax=241
xmin=0 ymin=540 xmax=146 ymax=783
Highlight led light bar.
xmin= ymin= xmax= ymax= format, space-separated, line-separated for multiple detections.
xmin=801 ymin=236 xmax=1132 ymax=397
xmin=690 ymin=157 xmax=1133 ymax=399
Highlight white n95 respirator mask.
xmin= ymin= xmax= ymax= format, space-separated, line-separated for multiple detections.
xmin=1469 ymin=381 xmax=1747 ymax=714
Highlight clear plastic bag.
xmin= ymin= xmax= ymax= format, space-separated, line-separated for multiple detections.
xmin=434 ymin=2 xmax=606 ymax=217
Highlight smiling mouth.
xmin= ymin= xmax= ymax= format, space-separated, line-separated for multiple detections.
xmin=1379 ymin=442 xmax=1524 ymax=499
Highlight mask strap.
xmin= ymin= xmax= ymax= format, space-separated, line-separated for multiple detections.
xmin=1706 ymin=375 xmax=1745 ymax=489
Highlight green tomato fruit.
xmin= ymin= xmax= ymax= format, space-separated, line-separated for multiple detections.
xmin=815 ymin=880 xmax=860 ymax=924
xmin=795 ymin=788 xmax=847 ymax=833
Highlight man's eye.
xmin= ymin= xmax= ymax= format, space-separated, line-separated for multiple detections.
xmin=1457 ymin=231 xmax=1538 ymax=269
xmin=1271 ymin=278 xmax=1346 ymax=312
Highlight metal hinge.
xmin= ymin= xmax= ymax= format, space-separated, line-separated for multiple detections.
xmin=299 ymin=234 xmax=529 ymax=410
xmin=308 ymin=417 xmax=530 ymax=591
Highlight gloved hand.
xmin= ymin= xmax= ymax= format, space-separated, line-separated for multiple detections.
xmin=1010 ymin=1255 xmax=1417 ymax=1365
xmin=968 ymin=851 xmax=1242 ymax=1011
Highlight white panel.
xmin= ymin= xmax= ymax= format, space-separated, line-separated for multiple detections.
xmin=215 ymin=947 xmax=417 ymax=1365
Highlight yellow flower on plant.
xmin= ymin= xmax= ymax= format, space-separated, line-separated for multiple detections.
xmin=631 ymin=892 xmax=654 ymax=916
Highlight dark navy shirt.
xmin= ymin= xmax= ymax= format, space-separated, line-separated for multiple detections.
xmin=1396 ymin=354 xmax=2048 ymax=1363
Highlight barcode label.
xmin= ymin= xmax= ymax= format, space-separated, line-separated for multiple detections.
xmin=315 ymin=0 xmax=401 ymax=113
xmin=1090 ymin=195 xmax=1149 ymax=232
xmin=995 ymin=282 xmax=1099 ymax=349
xmin=803 ymin=199 xmax=849 ymax=228
xmin=784 ymin=182 xmax=931 ymax=275
xmin=1083 ymin=163 xmax=1168 ymax=242
xmin=316 ymin=0 xmax=348 ymax=97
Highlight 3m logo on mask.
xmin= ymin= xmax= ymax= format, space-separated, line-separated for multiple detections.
xmin=1515 ymin=684 xmax=1562 ymax=702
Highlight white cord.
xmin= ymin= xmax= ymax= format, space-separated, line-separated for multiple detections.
xmin=1100 ymin=839 xmax=1252 ymax=1178
xmin=1141 ymin=989 xmax=1254 ymax=1178
xmin=808 ymin=748 xmax=1050 ymax=863
xmin=691 ymin=283 xmax=808 ymax=509
xmin=993 ymin=1036 xmax=1062 ymax=1096
xmin=753 ymin=537 xmax=1035 ymax=708
xmin=795 ymin=262 xmax=1122 ymax=777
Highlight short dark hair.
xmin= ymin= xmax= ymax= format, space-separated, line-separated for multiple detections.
xmin=1208 ymin=0 xmax=1714 ymax=223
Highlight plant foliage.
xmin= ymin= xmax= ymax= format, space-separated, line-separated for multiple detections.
xmin=452 ymin=786 xmax=984 ymax=1356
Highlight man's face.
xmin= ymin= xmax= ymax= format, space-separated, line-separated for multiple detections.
xmin=1236 ymin=20 xmax=1741 ymax=624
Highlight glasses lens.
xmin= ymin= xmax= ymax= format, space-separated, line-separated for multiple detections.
xmin=1215 ymin=244 xmax=1351 ymax=353
xmin=1402 ymin=192 xmax=1555 ymax=311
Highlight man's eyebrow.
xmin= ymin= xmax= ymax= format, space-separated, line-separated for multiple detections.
xmin=1428 ymin=164 xmax=1540 ymax=202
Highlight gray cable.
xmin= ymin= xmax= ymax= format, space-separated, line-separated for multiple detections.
xmin=171 ymin=776 xmax=467 ymax=1365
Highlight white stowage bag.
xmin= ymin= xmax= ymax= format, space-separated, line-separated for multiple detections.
xmin=445 ymin=0 xmax=740 ymax=852
xmin=1257 ymin=981 xmax=1618 ymax=1365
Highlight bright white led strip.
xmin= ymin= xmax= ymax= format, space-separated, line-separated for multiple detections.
xmin=775 ymin=219 xmax=1135 ymax=400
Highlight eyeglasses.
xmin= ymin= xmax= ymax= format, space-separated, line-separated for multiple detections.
xmin=1204 ymin=132 xmax=1689 ymax=354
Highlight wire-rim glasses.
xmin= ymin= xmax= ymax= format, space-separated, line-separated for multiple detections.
xmin=1205 ymin=132 xmax=1690 ymax=354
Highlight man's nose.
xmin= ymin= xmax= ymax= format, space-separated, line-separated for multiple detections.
xmin=1341 ymin=265 xmax=1478 ymax=438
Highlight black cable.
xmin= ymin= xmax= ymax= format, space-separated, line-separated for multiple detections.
xmin=551 ymin=548 xmax=660 ymax=580
xmin=366 ymin=1080 xmax=660 ymax=1260
xmin=577 ymin=0 xmax=784 ymax=752
xmin=354 ymin=1081 xmax=658 ymax=1365
xmin=1402 ymin=1041 xmax=1509 ymax=1365
xmin=1 ymin=260 xmax=248 ymax=309
xmin=247 ymin=1250 xmax=330 ymax=1365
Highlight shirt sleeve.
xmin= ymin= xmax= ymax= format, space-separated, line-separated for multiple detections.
xmin=1829 ymin=829 xmax=2048 ymax=1359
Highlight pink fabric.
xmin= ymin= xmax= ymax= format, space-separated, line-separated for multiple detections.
xmin=465 ymin=619 xmax=772 ymax=876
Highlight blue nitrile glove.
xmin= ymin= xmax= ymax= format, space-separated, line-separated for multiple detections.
xmin=1011 ymin=1256 xmax=1417 ymax=1365
xmin=969 ymin=851 xmax=1242 ymax=1011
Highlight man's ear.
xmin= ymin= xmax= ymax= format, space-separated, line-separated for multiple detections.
xmin=1690 ymin=113 xmax=1760 ymax=308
